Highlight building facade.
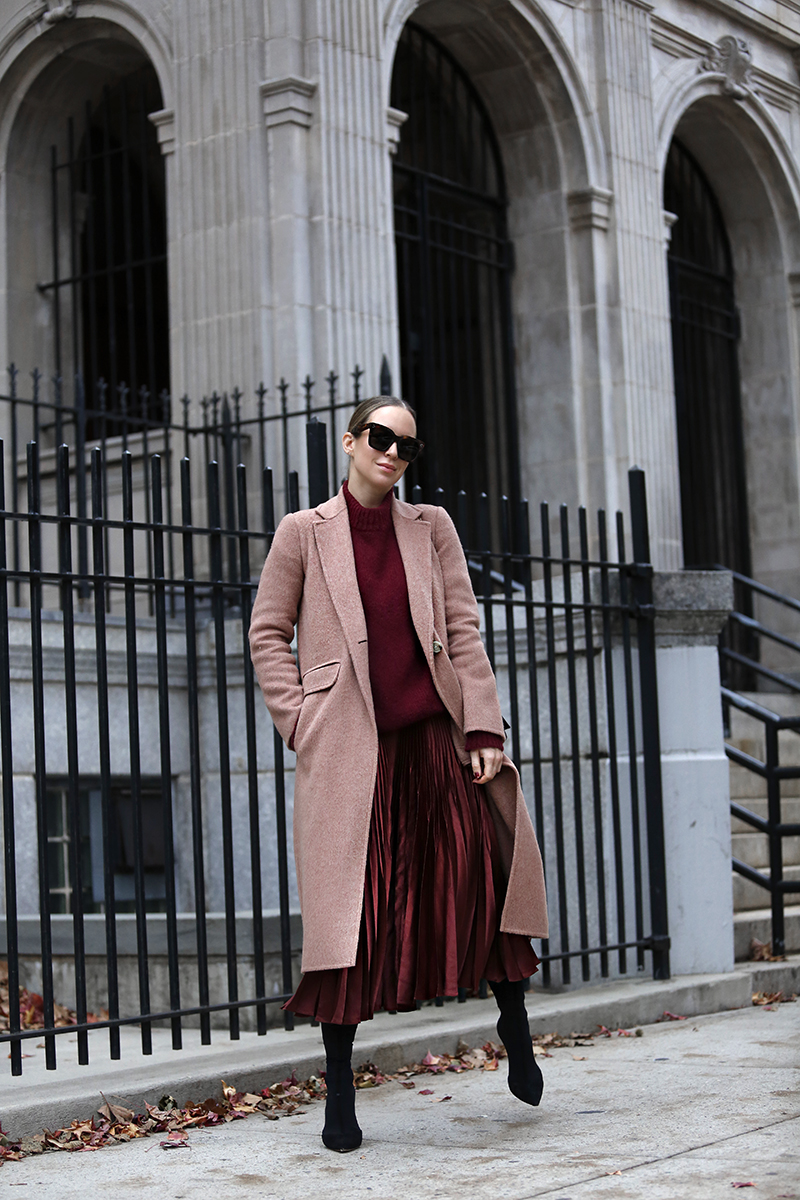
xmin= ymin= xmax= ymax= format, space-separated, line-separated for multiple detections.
xmin=0 ymin=0 xmax=797 ymax=577
xmin=0 ymin=0 xmax=798 ymax=1020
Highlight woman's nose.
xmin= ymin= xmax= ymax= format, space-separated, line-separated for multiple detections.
xmin=385 ymin=441 xmax=399 ymax=459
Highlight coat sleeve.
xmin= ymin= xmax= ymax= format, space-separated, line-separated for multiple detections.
xmin=432 ymin=506 xmax=505 ymax=740
xmin=248 ymin=512 xmax=305 ymax=746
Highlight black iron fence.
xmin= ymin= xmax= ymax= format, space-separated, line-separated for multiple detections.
xmin=719 ymin=571 xmax=800 ymax=955
xmin=0 ymin=401 xmax=668 ymax=1075
xmin=0 ymin=362 xmax=388 ymax=612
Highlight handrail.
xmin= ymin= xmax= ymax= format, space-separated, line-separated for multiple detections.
xmin=720 ymin=648 xmax=800 ymax=695
xmin=720 ymin=686 xmax=800 ymax=729
xmin=719 ymin=572 xmax=800 ymax=958
xmin=730 ymin=611 xmax=800 ymax=657
xmin=714 ymin=564 xmax=800 ymax=617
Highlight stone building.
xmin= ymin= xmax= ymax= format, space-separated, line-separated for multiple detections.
xmin=0 ymin=0 xmax=797 ymax=577
xmin=0 ymin=0 xmax=798 ymax=1020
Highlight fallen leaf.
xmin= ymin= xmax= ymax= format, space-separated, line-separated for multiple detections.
xmin=606 ymin=1170 xmax=622 ymax=1176
xmin=98 ymin=1099 xmax=134 ymax=1123
xmin=752 ymin=991 xmax=791 ymax=1007
xmin=572 ymin=1055 xmax=587 ymax=1061
xmin=160 ymin=1131 xmax=189 ymax=1150
xmin=418 ymin=1089 xmax=434 ymax=1096
xmin=659 ymin=1011 xmax=687 ymax=1021
xmin=731 ymin=1183 xmax=755 ymax=1189
xmin=431 ymin=1095 xmax=452 ymax=1103
xmin=749 ymin=937 xmax=785 ymax=963
xmin=401 ymin=1081 xmax=416 ymax=1089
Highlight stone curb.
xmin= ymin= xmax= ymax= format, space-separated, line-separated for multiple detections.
xmin=0 ymin=967 xmax=766 ymax=1140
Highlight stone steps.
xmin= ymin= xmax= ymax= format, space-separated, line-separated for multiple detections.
xmin=734 ymin=905 xmax=800 ymax=960
xmin=731 ymin=830 xmax=800 ymax=868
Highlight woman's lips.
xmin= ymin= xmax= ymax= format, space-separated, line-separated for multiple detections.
xmin=377 ymin=463 xmax=396 ymax=473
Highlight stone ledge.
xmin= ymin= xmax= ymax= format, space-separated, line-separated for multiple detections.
xmin=653 ymin=569 xmax=734 ymax=646
xmin=0 ymin=912 xmax=303 ymax=957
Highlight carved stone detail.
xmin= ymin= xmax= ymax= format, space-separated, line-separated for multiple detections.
xmin=260 ymin=77 xmax=317 ymax=131
xmin=386 ymin=107 xmax=408 ymax=156
xmin=663 ymin=210 xmax=678 ymax=248
xmin=700 ymin=35 xmax=753 ymax=99
xmin=149 ymin=110 xmax=175 ymax=157
xmin=567 ymin=188 xmax=614 ymax=232
xmin=42 ymin=2 xmax=76 ymax=23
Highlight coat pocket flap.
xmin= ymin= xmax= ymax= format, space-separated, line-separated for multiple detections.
xmin=302 ymin=661 xmax=341 ymax=695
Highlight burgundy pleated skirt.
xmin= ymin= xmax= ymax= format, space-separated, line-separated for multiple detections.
xmin=286 ymin=714 xmax=539 ymax=1025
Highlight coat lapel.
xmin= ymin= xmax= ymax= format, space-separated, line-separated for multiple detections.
xmin=312 ymin=494 xmax=375 ymax=722
xmin=393 ymin=501 xmax=435 ymax=671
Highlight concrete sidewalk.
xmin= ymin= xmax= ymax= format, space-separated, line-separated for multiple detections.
xmin=1 ymin=959 xmax=799 ymax=1141
xmin=1 ymin=999 xmax=798 ymax=1199
xmin=0 ymin=963 xmax=773 ymax=1139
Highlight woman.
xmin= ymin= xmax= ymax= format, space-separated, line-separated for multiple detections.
xmin=249 ymin=396 xmax=548 ymax=1152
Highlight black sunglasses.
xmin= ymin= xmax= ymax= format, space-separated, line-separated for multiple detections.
xmin=357 ymin=422 xmax=424 ymax=463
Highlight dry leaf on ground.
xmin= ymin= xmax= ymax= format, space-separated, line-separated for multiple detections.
xmin=749 ymin=937 xmax=785 ymax=963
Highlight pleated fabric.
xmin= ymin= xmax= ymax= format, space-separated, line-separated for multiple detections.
xmin=286 ymin=715 xmax=540 ymax=1024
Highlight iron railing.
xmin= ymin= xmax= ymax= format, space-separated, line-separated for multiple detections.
xmin=719 ymin=570 xmax=800 ymax=955
xmin=0 ymin=362 xmax=390 ymax=613
xmin=0 ymin=404 xmax=668 ymax=1074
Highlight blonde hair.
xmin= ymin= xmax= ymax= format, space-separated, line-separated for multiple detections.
xmin=347 ymin=395 xmax=416 ymax=435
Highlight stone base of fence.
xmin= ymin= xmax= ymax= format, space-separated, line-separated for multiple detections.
xmin=3 ymin=913 xmax=303 ymax=1030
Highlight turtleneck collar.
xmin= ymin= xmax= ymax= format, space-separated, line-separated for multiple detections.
xmin=343 ymin=479 xmax=394 ymax=532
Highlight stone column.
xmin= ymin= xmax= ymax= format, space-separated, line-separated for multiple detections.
xmin=653 ymin=570 xmax=734 ymax=975
xmin=592 ymin=0 xmax=683 ymax=568
xmin=169 ymin=0 xmax=270 ymax=403
xmin=303 ymin=0 xmax=400 ymax=394
xmin=260 ymin=74 xmax=317 ymax=389
xmin=567 ymin=187 xmax=619 ymax=524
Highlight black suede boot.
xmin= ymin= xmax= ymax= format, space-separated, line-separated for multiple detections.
xmin=491 ymin=979 xmax=544 ymax=1107
xmin=321 ymin=1022 xmax=362 ymax=1152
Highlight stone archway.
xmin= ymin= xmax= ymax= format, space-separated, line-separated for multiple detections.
xmin=662 ymin=94 xmax=800 ymax=615
xmin=386 ymin=0 xmax=613 ymax=516
xmin=2 ymin=22 xmax=167 ymax=429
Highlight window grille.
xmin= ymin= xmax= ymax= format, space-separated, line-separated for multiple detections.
xmin=391 ymin=23 xmax=520 ymax=544
xmin=665 ymin=138 xmax=754 ymax=687
xmin=665 ymin=138 xmax=750 ymax=578
xmin=38 ymin=65 xmax=169 ymax=433
xmin=45 ymin=779 xmax=167 ymax=915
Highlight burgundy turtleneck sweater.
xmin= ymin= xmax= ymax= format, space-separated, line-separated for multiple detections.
xmin=343 ymin=482 xmax=503 ymax=751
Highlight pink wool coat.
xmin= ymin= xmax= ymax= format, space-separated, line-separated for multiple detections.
xmin=249 ymin=488 xmax=548 ymax=972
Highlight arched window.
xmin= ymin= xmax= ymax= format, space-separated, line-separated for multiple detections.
xmin=665 ymin=138 xmax=750 ymax=578
xmin=391 ymin=22 xmax=519 ymax=531
xmin=39 ymin=62 xmax=169 ymax=428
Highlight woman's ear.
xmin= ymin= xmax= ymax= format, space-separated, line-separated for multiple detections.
xmin=342 ymin=430 xmax=354 ymax=457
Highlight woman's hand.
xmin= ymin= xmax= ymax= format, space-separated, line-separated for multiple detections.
xmin=470 ymin=747 xmax=504 ymax=785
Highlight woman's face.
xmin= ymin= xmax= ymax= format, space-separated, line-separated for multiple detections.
xmin=343 ymin=405 xmax=418 ymax=497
